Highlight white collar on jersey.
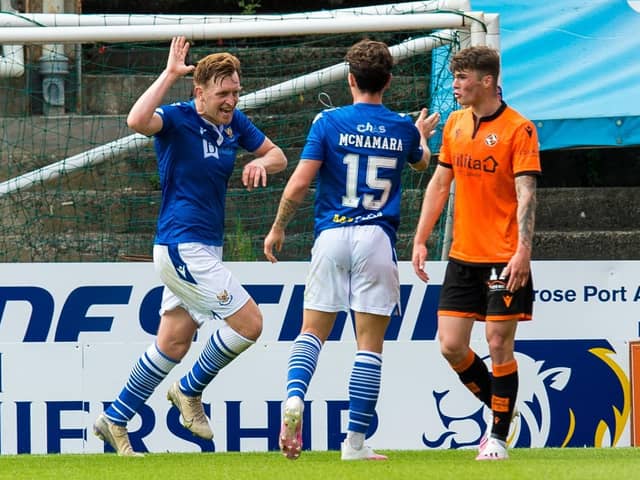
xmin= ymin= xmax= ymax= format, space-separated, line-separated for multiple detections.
xmin=201 ymin=117 xmax=225 ymax=146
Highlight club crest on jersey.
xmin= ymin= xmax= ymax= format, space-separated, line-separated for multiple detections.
xmin=485 ymin=133 xmax=498 ymax=146
xmin=216 ymin=289 xmax=233 ymax=306
xmin=225 ymin=127 xmax=233 ymax=138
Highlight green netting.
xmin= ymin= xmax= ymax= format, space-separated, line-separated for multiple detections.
xmin=0 ymin=28 xmax=459 ymax=262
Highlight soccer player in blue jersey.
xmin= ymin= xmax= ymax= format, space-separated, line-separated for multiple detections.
xmin=263 ymin=38 xmax=440 ymax=461
xmin=93 ymin=36 xmax=287 ymax=456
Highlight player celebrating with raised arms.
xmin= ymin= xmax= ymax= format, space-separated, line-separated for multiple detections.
xmin=412 ymin=45 xmax=540 ymax=460
xmin=264 ymin=38 xmax=439 ymax=461
xmin=93 ymin=36 xmax=286 ymax=456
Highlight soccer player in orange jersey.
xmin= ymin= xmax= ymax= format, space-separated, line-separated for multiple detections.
xmin=411 ymin=45 xmax=541 ymax=460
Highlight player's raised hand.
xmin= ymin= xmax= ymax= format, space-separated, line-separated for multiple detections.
xmin=415 ymin=108 xmax=440 ymax=140
xmin=167 ymin=36 xmax=195 ymax=78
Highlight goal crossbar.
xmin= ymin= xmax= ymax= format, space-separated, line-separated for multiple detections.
xmin=0 ymin=13 xmax=475 ymax=44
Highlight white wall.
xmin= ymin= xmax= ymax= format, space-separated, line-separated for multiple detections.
xmin=0 ymin=261 xmax=637 ymax=453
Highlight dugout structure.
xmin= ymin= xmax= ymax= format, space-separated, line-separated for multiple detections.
xmin=0 ymin=0 xmax=497 ymax=262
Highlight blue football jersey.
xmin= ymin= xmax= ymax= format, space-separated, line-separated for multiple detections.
xmin=301 ymin=103 xmax=423 ymax=245
xmin=152 ymin=101 xmax=266 ymax=246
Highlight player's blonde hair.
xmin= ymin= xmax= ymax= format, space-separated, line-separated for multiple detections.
xmin=193 ymin=52 xmax=241 ymax=87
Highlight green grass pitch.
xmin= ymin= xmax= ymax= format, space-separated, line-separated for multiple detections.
xmin=1 ymin=448 xmax=639 ymax=480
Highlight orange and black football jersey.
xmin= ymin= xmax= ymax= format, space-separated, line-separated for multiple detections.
xmin=439 ymin=103 xmax=541 ymax=264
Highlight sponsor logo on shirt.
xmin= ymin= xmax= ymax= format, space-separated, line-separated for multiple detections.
xmin=356 ymin=122 xmax=386 ymax=134
xmin=453 ymin=154 xmax=498 ymax=173
xmin=332 ymin=211 xmax=383 ymax=224
xmin=203 ymin=139 xmax=219 ymax=159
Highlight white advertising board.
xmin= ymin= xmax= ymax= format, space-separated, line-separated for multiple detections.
xmin=0 ymin=261 xmax=637 ymax=454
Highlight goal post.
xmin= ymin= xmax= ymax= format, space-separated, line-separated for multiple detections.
xmin=0 ymin=2 xmax=495 ymax=262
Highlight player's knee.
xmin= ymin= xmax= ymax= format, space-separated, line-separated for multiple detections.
xmin=438 ymin=339 xmax=466 ymax=365
xmin=438 ymin=328 xmax=459 ymax=350
xmin=244 ymin=311 xmax=263 ymax=340
xmin=486 ymin=335 xmax=514 ymax=360
xmin=227 ymin=298 xmax=263 ymax=340
xmin=236 ymin=306 xmax=263 ymax=341
xmin=157 ymin=337 xmax=192 ymax=361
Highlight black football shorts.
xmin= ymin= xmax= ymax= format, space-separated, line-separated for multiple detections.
xmin=438 ymin=258 xmax=533 ymax=321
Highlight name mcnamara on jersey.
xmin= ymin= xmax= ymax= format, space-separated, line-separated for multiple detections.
xmin=338 ymin=132 xmax=404 ymax=152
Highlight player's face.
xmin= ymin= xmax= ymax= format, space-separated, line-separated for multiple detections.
xmin=199 ymin=72 xmax=241 ymax=125
xmin=452 ymin=69 xmax=487 ymax=107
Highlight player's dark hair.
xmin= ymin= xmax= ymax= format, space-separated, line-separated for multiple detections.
xmin=345 ymin=39 xmax=393 ymax=93
xmin=450 ymin=45 xmax=500 ymax=81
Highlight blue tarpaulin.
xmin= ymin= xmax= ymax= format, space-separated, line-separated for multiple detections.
xmin=470 ymin=0 xmax=640 ymax=150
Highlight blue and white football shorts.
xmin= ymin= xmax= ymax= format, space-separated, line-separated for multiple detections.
xmin=153 ymin=242 xmax=251 ymax=326
xmin=304 ymin=224 xmax=400 ymax=316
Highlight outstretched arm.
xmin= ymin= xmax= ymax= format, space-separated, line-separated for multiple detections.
xmin=263 ymin=159 xmax=320 ymax=263
xmin=127 ymin=36 xmax=195 ymax=136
